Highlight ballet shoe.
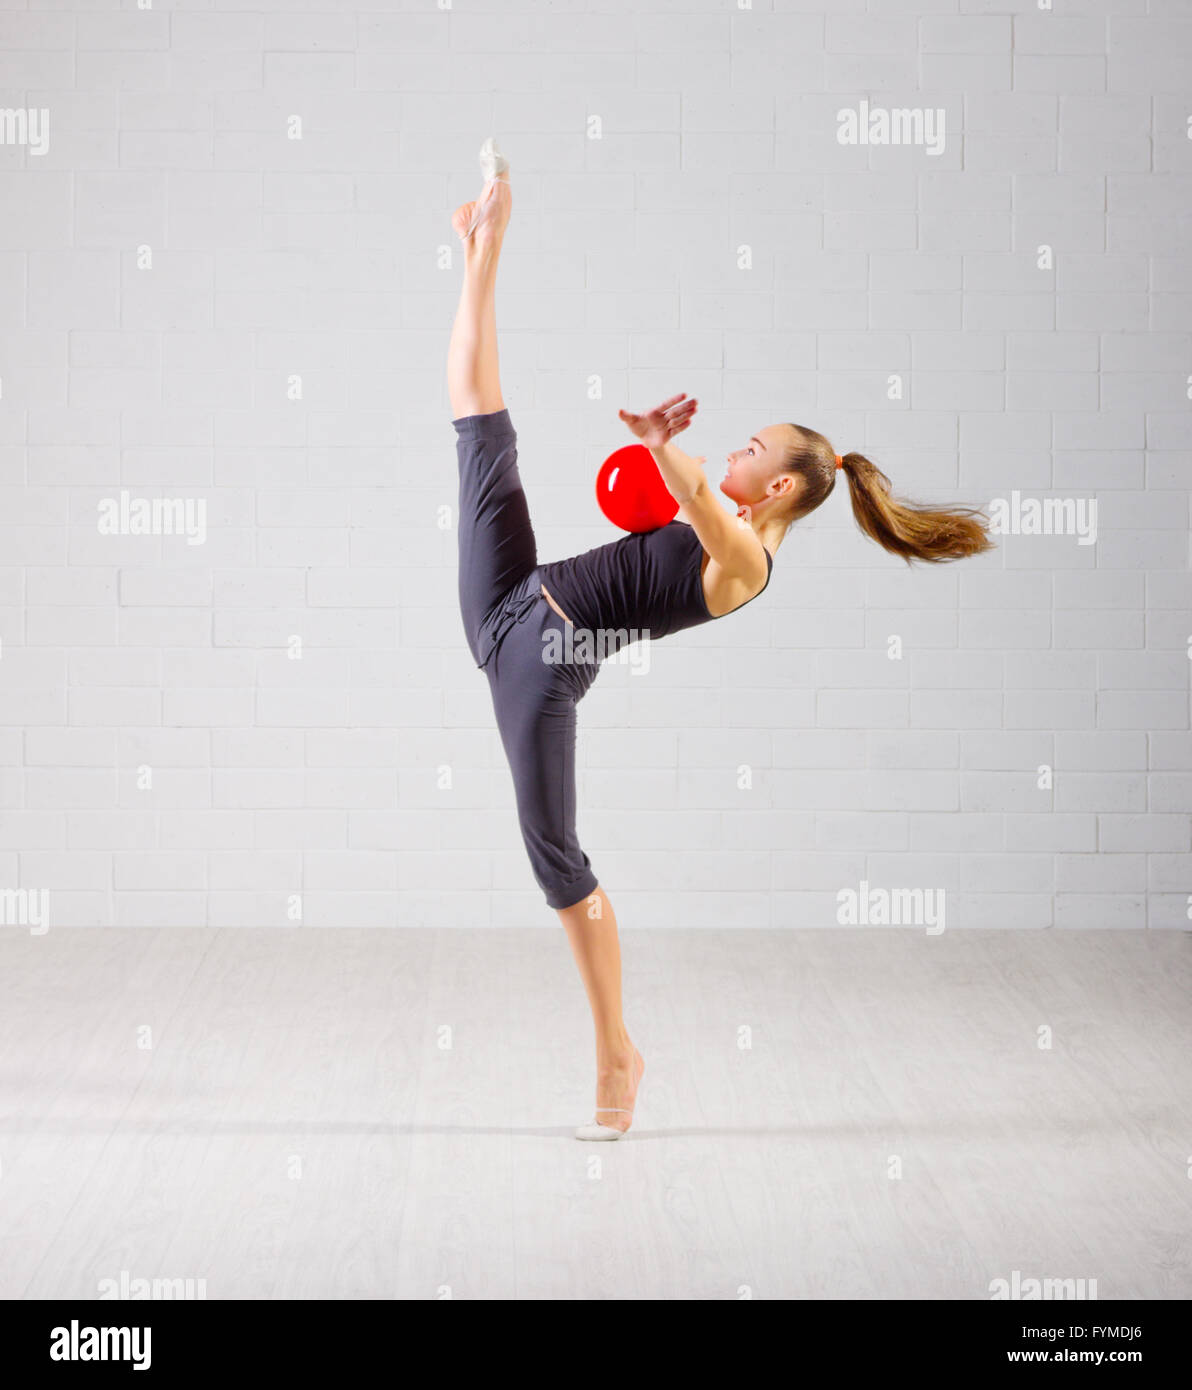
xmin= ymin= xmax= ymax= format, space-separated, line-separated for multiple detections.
xmin=575 ymin=1107 xmax=632 ymax=1142
xmin=478 ymin=137 xmax=510 ymax=184
xmin=461 ymin=137 xmax=511 ymax=240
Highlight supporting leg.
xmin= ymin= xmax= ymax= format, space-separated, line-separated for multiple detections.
xmin=556 ymin=886 xmax=644 ymax=1133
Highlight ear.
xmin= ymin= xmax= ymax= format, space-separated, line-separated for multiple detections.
xmin=770 ymin=473 xmax=797 ymax=498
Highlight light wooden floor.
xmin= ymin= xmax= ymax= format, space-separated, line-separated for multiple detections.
xmin=1 ymin=927 xmax=1189 ymax=1300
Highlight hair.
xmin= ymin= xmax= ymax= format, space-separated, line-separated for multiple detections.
xmin=780 ymin=424 xmax=993 ymax=564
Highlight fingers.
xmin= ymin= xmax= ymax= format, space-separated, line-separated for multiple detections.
xmin=627 ymin=394 xmax=697 ymax=418
xmin=624 ymin=396 xmax=697 ymax=442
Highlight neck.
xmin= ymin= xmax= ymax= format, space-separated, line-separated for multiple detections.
xmin=736 ymin=503 xmax=789 ymax=554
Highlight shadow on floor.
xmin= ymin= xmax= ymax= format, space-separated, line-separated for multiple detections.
xmin=0 ymin=1116 xmax=1127 ymax=1141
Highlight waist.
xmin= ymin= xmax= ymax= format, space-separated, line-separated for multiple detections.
xmin=539 ymin=582 xmax=572 ymax=625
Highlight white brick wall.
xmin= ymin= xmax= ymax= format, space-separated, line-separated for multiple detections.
xmin=0 ymin=2 xmax=1189 ymax=929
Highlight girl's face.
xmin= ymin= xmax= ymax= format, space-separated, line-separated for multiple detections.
xmin=719 ymin=424 xmax=799 ymax=510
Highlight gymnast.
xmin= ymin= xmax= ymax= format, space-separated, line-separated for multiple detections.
xmin=446 ymin=142 xmax=992 ymax=1140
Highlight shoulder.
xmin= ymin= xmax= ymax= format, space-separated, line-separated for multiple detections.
xmin=678 ymin=491 xmax=770 ymax=587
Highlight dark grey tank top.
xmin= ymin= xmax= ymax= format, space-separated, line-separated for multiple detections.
xmin=539 ymin=520 xmax=773 ymax=644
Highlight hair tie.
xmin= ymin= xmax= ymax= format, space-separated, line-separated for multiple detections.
xmin=835 ymin=454 xmax=844 ymax=470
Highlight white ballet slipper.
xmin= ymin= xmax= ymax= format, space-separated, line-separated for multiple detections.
xmin=478 ymin=136 xmax=510 ymax=183
xmin=574 ymin=1107 xmax=632 ymax=1142
xmin=461 ymin=137 xmax=511 ymax=240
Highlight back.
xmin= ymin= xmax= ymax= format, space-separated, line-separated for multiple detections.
xmin=539 ymin=521 xmax=772 ymax=652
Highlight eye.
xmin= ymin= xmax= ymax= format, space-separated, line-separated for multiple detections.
xmin=746 ymin=446 xmax=755 ymax=456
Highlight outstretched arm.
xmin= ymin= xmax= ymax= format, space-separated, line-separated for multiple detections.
xmin=618 ymin=394 xmax=769 ymax=587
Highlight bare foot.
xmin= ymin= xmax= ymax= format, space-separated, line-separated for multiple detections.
xmin=452 ymin=178 xmax=511 ymax=246
xmin=591 ymin=1045 xmax=645 ymax=1135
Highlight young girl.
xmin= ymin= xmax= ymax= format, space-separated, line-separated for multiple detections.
xmin=446 ymin=142 xmax=992 ymax=1141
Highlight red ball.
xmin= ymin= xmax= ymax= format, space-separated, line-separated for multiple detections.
xmin=596 ymin=444 xmax=679 ymax=533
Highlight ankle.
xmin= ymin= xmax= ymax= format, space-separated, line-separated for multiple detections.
xmin=464 ymin=233 xmax=503 ymax=264
xmin=597 ymin=1039 xmax=635 ymax=1075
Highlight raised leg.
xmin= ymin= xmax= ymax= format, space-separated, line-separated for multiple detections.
xmin=447 ymin=179 xmax=511 ymax=419
xmin=450 ymin=163 xmax=536 ymax=660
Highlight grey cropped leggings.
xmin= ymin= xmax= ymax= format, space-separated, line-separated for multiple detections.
xmin=454 ymin=408 xmax=600 ymax=910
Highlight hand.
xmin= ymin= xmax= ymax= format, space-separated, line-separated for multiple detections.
xmin=618 ymin=393 xmax=698 ymax=450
